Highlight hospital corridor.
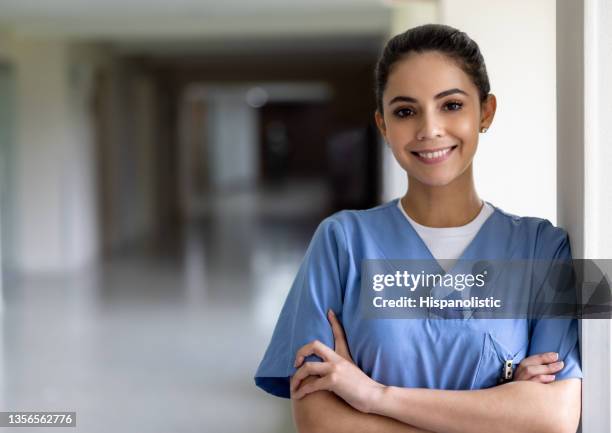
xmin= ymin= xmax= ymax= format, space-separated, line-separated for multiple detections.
xmin=1 ymin=0 xmax=611 ymax=432
xmin=0 ymin=2 xmax=383 ymax=432
xmin=1 ymin=180 xmax=341 ymax=432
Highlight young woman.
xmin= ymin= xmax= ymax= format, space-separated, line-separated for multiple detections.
xmin=254 ymin=24 xmax=582 ymax=433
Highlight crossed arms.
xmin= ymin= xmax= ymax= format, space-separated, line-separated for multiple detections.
xmin=290 ymin=311 xmax=581 ymax=433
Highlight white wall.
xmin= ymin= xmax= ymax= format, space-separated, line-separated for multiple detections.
xmin=382 ymin=0 xmax=557 ymax=223
xmin=13 ymin=38 xmax=74 ymax=272
xmin=0 ymin=35 xmax=101 ymax=273
xmin=206 ymin=89 xmax=259 ymax=190
xmin=439 ymin=0 xmax=557 ymax=222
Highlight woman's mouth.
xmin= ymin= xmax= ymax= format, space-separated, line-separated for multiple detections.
xmin=410 ymin=144 xmax=458 ymax=165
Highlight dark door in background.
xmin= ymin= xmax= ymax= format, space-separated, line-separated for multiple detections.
xmin=259 ymin=101 xmax=379 ymax=211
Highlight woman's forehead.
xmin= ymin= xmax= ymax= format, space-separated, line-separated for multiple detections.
xmin=385 ymin=52 xmax=475 ymax=101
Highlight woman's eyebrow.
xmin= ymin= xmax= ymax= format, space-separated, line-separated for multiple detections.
xmin=388 ymin=88 xmax=468 ymax=106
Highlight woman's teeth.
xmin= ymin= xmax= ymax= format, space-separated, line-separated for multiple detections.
xmin=418 ymin=147 xmax=452 ymax=159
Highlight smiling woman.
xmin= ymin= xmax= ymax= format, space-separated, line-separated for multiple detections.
xmin=375 ymin=42 xmax=494 ymax=193
xmin=254 ymin=23 xmax=582 ymax=433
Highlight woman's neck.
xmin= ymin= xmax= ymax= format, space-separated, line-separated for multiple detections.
xmin=401 ymin=167 xmax=483 ymax=228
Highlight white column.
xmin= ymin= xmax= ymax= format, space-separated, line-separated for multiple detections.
xmin=6 ymin=37 xmax=100 ymax=273
xmin=558 ymin=0 xmax=612 ymax=431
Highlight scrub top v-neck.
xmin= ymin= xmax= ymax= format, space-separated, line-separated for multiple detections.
xmin=254 ymin=198 xmax=583 ymax=398
xmin=397 ymin=199 xmax=495 ymax=272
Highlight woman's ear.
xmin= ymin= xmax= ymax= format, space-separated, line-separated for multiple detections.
xmin=480 ymin=94 xmax=497 ymax=130
xmin=374 ymin=110 xmax=388 ymax=144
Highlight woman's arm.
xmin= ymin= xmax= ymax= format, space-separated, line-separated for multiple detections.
xmin=291 ymin=311 xmax=434 ymax=433
xmin=369 ymin=378 xmax=581 ymax=433
xmin=293 ymin=340 xmax=581 ymax=433
xmin=292 ymin=376 xmax=435 ymax=433
xmin=292 ymin=311 xmax=581 ymax=433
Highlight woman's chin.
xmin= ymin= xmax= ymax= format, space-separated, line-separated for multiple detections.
xmin=411 ymin=173 xmax=458 ymax=188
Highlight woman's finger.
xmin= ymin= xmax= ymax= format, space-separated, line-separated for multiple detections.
xmin=515 ymin=361 xmax=564 ymax=380
xmin=519 ymin=352 xmax=558 ymax=367
xmin=529 ymin=374 xmax=556 ymax=384
xmin=327 ymin=309 xmax=352 ymax=360
xmin=294 ymin=339 xmax=340 ymax=368
xmin=328 ymin=310 xmax=347 ymax=344
xmin=292 ymin=375 xmax=334 ymax=400
xmin=290 ymin=362 xmax=333 ymax=394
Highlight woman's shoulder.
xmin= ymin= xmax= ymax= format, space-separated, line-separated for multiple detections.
xmin=319 ymin=199 xmax=400 ymax=233
xmin=490 ymin=203 xmax=568 ymax=236
xmin=309 ymin=200 xmax=400 ymax=253
xmin=331 ymin=199 xmax=398 ymax=218
xmin=487 ymin=203 xmax=571 ymax=257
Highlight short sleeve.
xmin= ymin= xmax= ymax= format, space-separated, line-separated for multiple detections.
xmin=526 ymin=227 xmax=583 ymax=381
xmin=254 ymin=215 xmax=348 ymax=398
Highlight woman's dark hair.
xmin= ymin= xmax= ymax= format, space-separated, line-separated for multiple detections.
xmin=374 ymin=23 xmax=490 ymax=116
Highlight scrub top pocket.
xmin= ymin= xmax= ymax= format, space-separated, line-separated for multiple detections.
xmin=474 ymin=332 xmax=529 ymax=389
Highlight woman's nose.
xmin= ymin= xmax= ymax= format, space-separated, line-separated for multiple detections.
xmin=416 ymin=114 xmax=444 ymax=141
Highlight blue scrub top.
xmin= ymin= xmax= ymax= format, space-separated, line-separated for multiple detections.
xmin=254 ymin=199 xmax=583 ymax=398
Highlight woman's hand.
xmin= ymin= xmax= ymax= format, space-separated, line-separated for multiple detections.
xmin=327 ymin=309 xmax=354 ymax=363
xmin=290 ymin=310 xmax=385 ymax=413
xmin=514 ymin=352 xmax=564 ymax=383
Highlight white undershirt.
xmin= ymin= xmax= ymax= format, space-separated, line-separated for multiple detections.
xmin=397 ymin=199 xmax=495 ymax=272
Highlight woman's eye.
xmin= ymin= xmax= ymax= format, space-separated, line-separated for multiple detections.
xmin=445 ymin=101 xmax=463 ymax=111
xmin=394 ymin=108 xmax=414 ymax=118
xmin=394 ymin=102 xmax=462 ymax=119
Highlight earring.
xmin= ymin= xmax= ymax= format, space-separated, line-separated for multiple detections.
xmin=480 ymin=127 xmax=488 ymax=133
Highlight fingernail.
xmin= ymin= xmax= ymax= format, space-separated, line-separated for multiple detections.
xmin=550 ymin=352 xmax=559 ymax=361
xmin=328 ymin=309 xmax=334 ymax=317
xmin=555 ymin=361 xmax=564 ymax=368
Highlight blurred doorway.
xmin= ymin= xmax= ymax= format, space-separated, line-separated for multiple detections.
xmin=259 ymin=101 xmax=331 ymax=183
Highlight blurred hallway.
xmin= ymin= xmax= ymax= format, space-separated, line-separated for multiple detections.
xmin=0 ymin=3 xmax=386 ymax=431
xmin=1 ymin=179 xmax=331 ymax=433
xmin=1 ymin=0 xmax=587 ymax=431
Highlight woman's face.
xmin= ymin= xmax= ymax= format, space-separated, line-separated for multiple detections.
xmin=375 ymin=51 xmax=496 ymax=187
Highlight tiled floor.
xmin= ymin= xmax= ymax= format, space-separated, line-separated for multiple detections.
xmin=0 ymin=180 xmax=332 ymax=433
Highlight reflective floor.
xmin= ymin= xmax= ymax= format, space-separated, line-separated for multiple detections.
xmin=0 ymin=180 xmax=332 ymax=433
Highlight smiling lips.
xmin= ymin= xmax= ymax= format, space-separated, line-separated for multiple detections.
xmin=411 ymin=144 xmax=458 ymax=164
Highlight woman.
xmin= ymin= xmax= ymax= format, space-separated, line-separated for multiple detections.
xmin=254 ymin=24 xmax=582 ymax=433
